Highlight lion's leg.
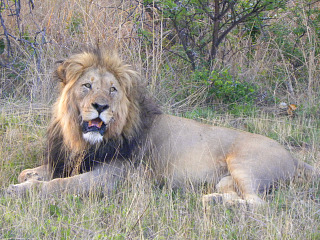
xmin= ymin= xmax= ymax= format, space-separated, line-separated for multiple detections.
xmin=8 ymin=161 xmax=126 ymax=196
xmin=18 ymin=165 xmax=50 ymax=183
xmin=226 ymin=158 xmax=266 ymax=205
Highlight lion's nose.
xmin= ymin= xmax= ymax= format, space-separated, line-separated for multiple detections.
xmin=92 ymin=103 xmax=109 ymax=113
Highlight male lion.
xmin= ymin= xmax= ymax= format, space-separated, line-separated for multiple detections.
xmin=8 ymin=49 xmax=317 ymax=206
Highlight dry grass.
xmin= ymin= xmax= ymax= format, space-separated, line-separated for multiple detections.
xmin=0 ymin=106 xmax=320 ymax=239
xmin=1 ymin=0 xmax=320 ymax=239
xmin=1 ymin=0 xmax=152 ymax=100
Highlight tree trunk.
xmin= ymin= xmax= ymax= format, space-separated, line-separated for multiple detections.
xmin=210 ymin=0 xmax=220 ymax=63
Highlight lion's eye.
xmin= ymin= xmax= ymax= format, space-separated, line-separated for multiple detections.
xmin=83 ymin=83 xmax=92 ymax=89
xmin=110 ymin=86 xmax=117 ymax=93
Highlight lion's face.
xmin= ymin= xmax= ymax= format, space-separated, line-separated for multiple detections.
xmin=74 ymin=67 xmax=125 ymax=144
xmin=53 ymin=51 xmax=141 ymax=152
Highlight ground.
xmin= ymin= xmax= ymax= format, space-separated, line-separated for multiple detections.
xmin=0 ymin=102 xmax=319 ymax=239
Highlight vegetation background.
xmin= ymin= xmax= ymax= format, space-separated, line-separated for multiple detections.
xmin=0 ymin=0 xmax=320 ymax=239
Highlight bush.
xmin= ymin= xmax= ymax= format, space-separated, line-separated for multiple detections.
xmin=190 ymin=68 xmax=257 ymax=105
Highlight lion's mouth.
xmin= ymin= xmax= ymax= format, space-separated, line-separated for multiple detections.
xmin=82 ymin=117 xmax=107 ymax=135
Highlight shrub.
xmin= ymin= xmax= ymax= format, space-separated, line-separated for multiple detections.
xmin=190 ymin=68 xmax=257 ymax=105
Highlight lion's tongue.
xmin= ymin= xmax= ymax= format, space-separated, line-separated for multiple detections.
xmin=89 ymin=118 xmax=103 ymax=128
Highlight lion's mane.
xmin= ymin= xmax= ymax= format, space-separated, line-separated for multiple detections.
xmin=45 ymin=49 xmax=161 ymax=178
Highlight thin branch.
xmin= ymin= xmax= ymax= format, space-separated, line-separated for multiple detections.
xmin=217 ymin=3 xmax=267 ymax=47
xmin=0 ymin=5 xmax=13 ymax=57
xmin=171 ymin=17 xmax=196 ymax=69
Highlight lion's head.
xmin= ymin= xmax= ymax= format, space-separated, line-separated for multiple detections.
xmin=46 ymin=49 xmax=161 ymax=177
xmin=50 ymin=50 xmax=146 ymax=153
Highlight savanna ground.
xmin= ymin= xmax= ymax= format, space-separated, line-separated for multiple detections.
xmin=1 ymin=0 xmax=320 ymax=239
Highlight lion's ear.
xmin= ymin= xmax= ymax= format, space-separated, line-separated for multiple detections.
xmin=55 ymin=60 xmax=67 ymax=84
xmin=55 ymin=60 xmax=85 ymax=87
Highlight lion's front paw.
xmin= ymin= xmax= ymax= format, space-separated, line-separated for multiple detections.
xmin=18 ymin=169 xmax=44 ymax=183
xmin=6 ymin=180 xmax=41 ymax=197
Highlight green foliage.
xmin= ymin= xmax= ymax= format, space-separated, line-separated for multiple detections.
xmin=190 ymin=68 xmax=257 ymax=105
xmin=209 ymin=69 xmax=256 ymax=104
xmin=142 ymin=0 xmax=287 ymax=69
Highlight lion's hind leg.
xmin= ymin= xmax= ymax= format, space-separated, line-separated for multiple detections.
xmin=227 ymin=167 xmax=266 ymax=206
xmin=18 ymin=165 xmax=49 ymax=183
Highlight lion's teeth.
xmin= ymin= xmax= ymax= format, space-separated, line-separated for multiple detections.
xmin=87 ymin=119 xmax=103 ymax=128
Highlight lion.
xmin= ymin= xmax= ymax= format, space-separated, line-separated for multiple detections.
xmin=7 ymin=49 xmax=317 ymax=206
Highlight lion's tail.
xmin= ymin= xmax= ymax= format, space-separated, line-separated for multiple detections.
xmin=295 ymin=160 xmax=320 ymax=180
